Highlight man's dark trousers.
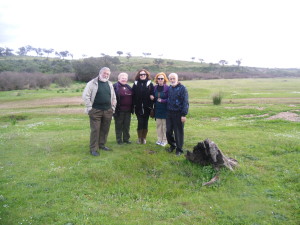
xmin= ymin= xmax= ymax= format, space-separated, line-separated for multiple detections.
xmin=166 ymin=111 xmax=184 ymax=153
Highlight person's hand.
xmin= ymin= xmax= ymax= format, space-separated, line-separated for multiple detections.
xmin=181 ymin=116 xmax=186 ymax=123
xmin=150 ymin=95 xmax=154 ymax=100
xmin=157 ymin=98 xmax=161 ymax=102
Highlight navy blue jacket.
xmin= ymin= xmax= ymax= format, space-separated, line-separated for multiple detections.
xmin=167 ymin=83 xmax=189 ymax=116
xmin=154 ymin=84 xmax=169 ymax=119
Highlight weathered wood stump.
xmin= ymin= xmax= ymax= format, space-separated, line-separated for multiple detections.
xmin=185 ymin=139 xmax=238 ymax=186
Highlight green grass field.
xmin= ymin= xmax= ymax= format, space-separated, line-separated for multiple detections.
xmin=0 ymin=78 xmax=299 ymax=224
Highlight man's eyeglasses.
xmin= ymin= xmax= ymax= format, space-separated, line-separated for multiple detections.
xmin=157 ymin=78 xmax=164 ymax=80
xmin=139 ymin=73 xmax=146 ymax=76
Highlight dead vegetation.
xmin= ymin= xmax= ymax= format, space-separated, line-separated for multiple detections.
xmin=186 ymin=139 xmax=238 ymax=186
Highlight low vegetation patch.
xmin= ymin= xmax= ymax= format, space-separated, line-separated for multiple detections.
xmin=0 ymin=114 xmax=28 ymax=125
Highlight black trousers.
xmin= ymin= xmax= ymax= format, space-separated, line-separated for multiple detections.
xmin=166 ymin=111 xmax=184 ymax=153
xmin=136 ymin=114 xmax=150 ymax=130
xmin=114 ymin=110 xmax=131 ymax=142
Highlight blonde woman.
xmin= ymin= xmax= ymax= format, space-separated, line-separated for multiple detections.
xmin=153 ymin=72 xmax=169 ymax=146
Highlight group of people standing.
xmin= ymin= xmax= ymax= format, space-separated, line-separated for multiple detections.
xmin=82 ymin=67 xmax=189 ymax=157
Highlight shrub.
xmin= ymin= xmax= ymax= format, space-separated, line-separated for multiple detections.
xmin=52 ymin=73 xmax=75 ymax=87
xmin=0 ymin=72 xmax=48 ymax=90
xmin=212 ymin=92 xmax=223 ymax=105
xmin=73 ymin=57 xmax=120 ymax=82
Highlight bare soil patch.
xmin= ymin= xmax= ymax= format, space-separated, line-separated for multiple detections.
xmin=192 ymin=98 xmax=300 ymax=104
xmin=225 ymin=106 xmax=265 ymax=110
xmin=241 ymin=114 xmax=269 ymax=118
xmin=0 ymin=97 xmax=82 ymax=109
xmin=267 ymin=112 xmax=300 ymax=122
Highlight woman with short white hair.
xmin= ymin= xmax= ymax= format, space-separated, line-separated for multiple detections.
xmin=113 ymin=72 xmax=133 ymax=144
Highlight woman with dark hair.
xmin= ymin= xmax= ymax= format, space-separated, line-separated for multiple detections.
xmin=132 ymin=69 xmax=154 ymax=144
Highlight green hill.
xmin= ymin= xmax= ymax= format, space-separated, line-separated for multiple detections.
xmin=1 ymin=55 xmax=300 ymax=81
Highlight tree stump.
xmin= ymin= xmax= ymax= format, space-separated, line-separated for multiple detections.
xmin=185 ymin=139 xmax=238 ymax=186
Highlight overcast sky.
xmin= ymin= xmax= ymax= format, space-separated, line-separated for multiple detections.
xmin=0 ymin=0 xmax=299 ymax=68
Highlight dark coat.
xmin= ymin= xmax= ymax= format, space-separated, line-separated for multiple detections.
xmin=113 ymin=82 xmax=133 ymax=115
xmin=132 ymin=80 xmax=154 ymax=116
xmin=167 ymin=82 xmax=189 ymax=116
xmin=154 ymin=84 xmax=169 ymax=119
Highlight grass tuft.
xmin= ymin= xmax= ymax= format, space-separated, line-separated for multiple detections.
xmin=212 ymin=92 xmax=223 ymax=105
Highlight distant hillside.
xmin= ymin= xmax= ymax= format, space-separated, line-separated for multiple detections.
xmin=116 ymin=56 xmax=300 ymax=80
xmin=1 ymin=55 xmax=300 ymax=81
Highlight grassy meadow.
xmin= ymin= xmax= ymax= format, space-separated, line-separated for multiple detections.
xmin=0 ymin=78 xmax=299 ymax=224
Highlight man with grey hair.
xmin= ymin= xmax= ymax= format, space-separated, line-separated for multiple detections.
xmin=82 ymin=67 xmax=117 ymax=156
xmin=166 ymin=73 xmax=189 ymax=156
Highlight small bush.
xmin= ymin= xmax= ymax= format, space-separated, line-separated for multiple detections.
xmin=212 ymin=92 xmax=223 ymax=105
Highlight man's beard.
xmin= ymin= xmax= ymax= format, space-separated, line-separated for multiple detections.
xmin=99 ymin=75 xmax=109 ymax=82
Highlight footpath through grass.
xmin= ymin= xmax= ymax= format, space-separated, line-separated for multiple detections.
xmin=0 ymin=78 xmax=299 ymax=224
